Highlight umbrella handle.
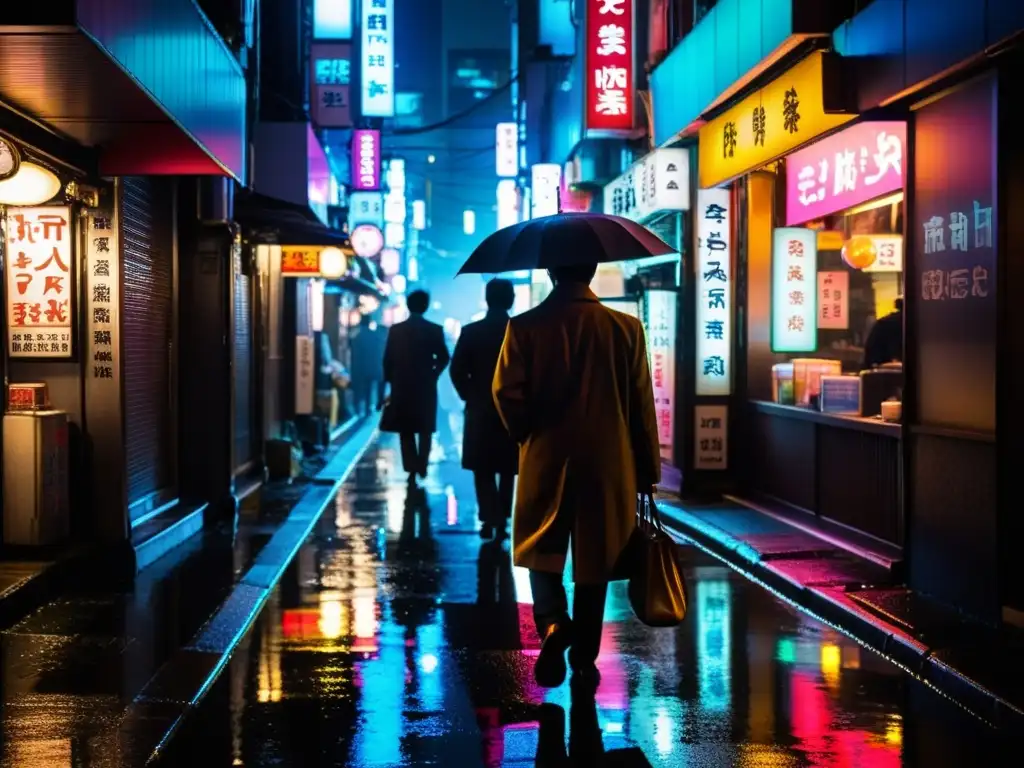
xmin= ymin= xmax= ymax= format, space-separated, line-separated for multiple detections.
xmin=556 ymin=186 xmax=562 ymax=214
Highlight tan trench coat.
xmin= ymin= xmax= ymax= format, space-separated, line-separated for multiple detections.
xmin=492 ymin=282 xmax=661 ymax=584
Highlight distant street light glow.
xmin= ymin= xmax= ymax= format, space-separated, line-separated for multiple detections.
xmin=463 ymin=209 xmax=476 ymax=235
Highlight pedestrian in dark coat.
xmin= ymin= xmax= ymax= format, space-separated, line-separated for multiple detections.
xmin=450 ymin=278 xmax=519 ymax=539
xmin=379 ymin=289 xmax=451 ymax=484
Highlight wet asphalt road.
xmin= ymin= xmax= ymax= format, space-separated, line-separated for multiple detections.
xmin=162 ymin=431 xmax=1011 ymax=767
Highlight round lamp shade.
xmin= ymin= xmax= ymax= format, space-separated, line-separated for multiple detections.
xmin=0 ymin=161 xmax=62 ymax=206
xmin=319 ymin=246 xmax=347 ymax=278
xmin=842 ymin=235 xmax=877 ymax=270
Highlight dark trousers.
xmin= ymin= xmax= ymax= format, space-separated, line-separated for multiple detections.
xmin=399 ymin=432 xmax=431 ymax=476
xmin=474 ymin=471 xmax=514 ymax=526
xmin=352 ymin=378 xmax=378 ymax=415
xmin=529 ymin=570 xmax=608 ymax=669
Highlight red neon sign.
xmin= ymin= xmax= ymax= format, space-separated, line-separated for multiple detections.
xmin=585 ymin=0 xmax=635 ymax=133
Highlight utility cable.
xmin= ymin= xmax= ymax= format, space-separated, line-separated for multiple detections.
xmin=383 ymin=73 xmax=518 ymax=137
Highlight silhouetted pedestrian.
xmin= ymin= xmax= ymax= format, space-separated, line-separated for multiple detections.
xmin=451 ymin=278 xmax=518 ymax=540
xmin=379 ymin=289 xmax=451 ymax=485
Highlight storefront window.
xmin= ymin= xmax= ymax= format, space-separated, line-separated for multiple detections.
xmin=747 ymin=121 xmax=907 ymax=415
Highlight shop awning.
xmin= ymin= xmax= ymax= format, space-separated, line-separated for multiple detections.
xmin=236 ymin=191 xmax=352 ymax=248
xmin=0 ymin=0 xmax=247 ymax=180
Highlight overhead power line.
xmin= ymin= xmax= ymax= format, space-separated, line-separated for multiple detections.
xmin=384 ymin=73 xmax=518 ymax=137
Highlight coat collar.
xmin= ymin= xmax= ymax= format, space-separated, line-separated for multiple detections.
xmin=549 ymin=281 xmax=599 ymax=303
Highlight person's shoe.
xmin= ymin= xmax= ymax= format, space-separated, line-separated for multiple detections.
xmin=534 ymin=623 xmax=572 ymax=688
xmin=479 ymin=524 xmax=494 ymax=540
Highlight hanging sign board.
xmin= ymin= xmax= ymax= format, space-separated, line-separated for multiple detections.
xmin=695 ymin=188 xmax=732 ymax=396
xmin=5 ymin=206 xmax=75 ymax=359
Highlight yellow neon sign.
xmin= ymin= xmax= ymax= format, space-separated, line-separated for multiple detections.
xmin=698 ymin=52 xmax=855 ymax=189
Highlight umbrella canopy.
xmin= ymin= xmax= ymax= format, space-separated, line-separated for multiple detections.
xmin=457 ymin=212 xmax=675 ymax=276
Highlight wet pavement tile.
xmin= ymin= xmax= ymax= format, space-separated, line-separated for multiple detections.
xmin=161 ymin=432 xmax=1015 ymax=767
xmin=0 ymin=449 xmax=353 ymax=766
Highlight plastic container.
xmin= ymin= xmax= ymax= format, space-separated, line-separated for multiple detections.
xmin=772 ymin=363 xmax=795 ymax=405
xmin=792 ymin=358 xmax=842 ymax=406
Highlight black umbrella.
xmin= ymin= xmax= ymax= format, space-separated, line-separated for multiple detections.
xmin=457 ymin=212 xmax=675 ymax=276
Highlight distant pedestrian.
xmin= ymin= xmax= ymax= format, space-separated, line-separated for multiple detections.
xmin=450 ymin=278 xmax=518 ymax=540
xmin=493 ymin=262 xmax=661 ymax=691
xmin=350 ymin=314 xmax=383 ymax=415
xmin=379 ymin=289 xmax=451 ymax=486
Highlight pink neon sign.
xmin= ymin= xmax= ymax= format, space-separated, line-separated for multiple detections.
xmin=786 ymin=121 xmax=906 ymax=226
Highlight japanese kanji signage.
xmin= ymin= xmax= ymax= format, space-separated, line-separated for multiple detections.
xmin=496 ymin=122 xmax=518 ymax=177
xmin=86 ymin=209 xmax=118 ymax=380
xmin=281 ymin=248 xmax=322 ymax=276
xmin=531 ymin=164 xmax=561 ymax=218
xmin=5 ymin=206 xmax=74 ymax=359
xmin=786 ymin=121 xmax=906 ymax=226
xmin=295 ymin=335 xmax=315 ymax=415
xmin=351 ymin=130 xmax=381 ymax=191
xmin=348 ymin=191 xmax=384 ymax=229
xmin=772 ymin=227 xmax=818 ymax=353
xmin=360 ymin=0 xmax=394 ymax=118
xmin=644 ymin=289 xmax=676 ymax=461
xmin=311 ymin=43 xmax=352 ymax=128
xmin=694 ymin=404 xmax=727 ymax=470
xmin=817 ymin=271 xmax=848 ymax=330
xmin=697 ymin=52 xmax=853 ymax=189
xmin=862 ymin=234 xmax=903 ymax=273
xmin=603 ymin=148 xmax=690 ymax=222
xmin=912 ymin=72 xmax=997 ymax=432
xmin=695 ymin=187 xmax=732 ymax=396
xmin=585 ymin=0 xmax=635 ymax=133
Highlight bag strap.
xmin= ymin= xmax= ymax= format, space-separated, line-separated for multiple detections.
xmin=640 ymin=492 xmax=667 ymax=533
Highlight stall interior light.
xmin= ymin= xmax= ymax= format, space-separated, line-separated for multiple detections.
xmin=0 ymin=161 xmax=62 ymax=206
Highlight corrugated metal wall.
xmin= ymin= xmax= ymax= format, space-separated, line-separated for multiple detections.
xmin=233 ymin=247 xmax=254 ymax=470
xmin=120 ymin=177 xmax=175 ymax=513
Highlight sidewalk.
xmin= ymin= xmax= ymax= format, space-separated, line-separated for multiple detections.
xmin=658 ymin=498 xmax=1024 ymax=731
xmin=0 ymin=416 xmax=379 ymax=767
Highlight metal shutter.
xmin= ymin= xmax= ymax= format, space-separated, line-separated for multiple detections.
xmin=120 ymin=177 xmax=174 ymax=511
xmin=233 ymin=248 xmax=254 ymax=470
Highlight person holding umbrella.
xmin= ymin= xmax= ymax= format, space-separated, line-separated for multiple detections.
xmin=461 ymin=211 xmax=669 ymax=691
xmin=450 ymin=278 xmax=518 ymax=541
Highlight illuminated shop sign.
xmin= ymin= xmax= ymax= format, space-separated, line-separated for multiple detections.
xmin=531 ymin=164 xmax=561 ymax=218
xmin=604 ymin=148 xmax=689 ymax=222
xmin=772 ymin=227 xmax=818 ymax=353
xmin=348 ymin=191 xmax=384 ymax=229
xmin=360 ymin=0 xmax=395 ymax=118
xmin=644 ymin=290 xmax=676 ymax=461
xmin=496 ymin=122 xmax=518 ymax=177
xmin=786 ymin=121 xmax=906 ymax=226
xmin=497 ymin=180 xmax=519 ymax=229
xmin=351 ymin=130 xmax=381 ymax=191
xmin=311 ymin=42 xmax=353 ymax=129
xmin=5 ymin=206 xmax=74 ymax=359
xmin=697 ymin=52 xmax=854 ymax=189
xmin=314 ymin=0 xmax=352 ymax=39
xmin=695 ymin=188 xmax=731 ymax=396
xmin=585 ymin=0 xmax=635 ymax=133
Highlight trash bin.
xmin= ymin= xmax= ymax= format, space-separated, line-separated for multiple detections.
xmin=3 ymin=384 xmax=70 ymax=546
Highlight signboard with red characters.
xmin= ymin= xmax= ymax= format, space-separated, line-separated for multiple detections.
xmin=585 ymin=0 xmax=635 ymax=134
xmin=5 ymin=206 xmax=75 ymax=360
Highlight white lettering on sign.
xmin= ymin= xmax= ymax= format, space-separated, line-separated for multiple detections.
xmin=920 ymin=199 xmax=994 ymax=302
xmin=785 ymin=122 xmax=907 ymax=226
xmin=694 ymin=405 xmax=728 ymax=470
xmin=360 ymin=134 xmax=377 ymax=187
xmin=695 ymin=187 xmax=731 ymax=396
xmin=586 ymin=0 xmax=633 ymax=131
